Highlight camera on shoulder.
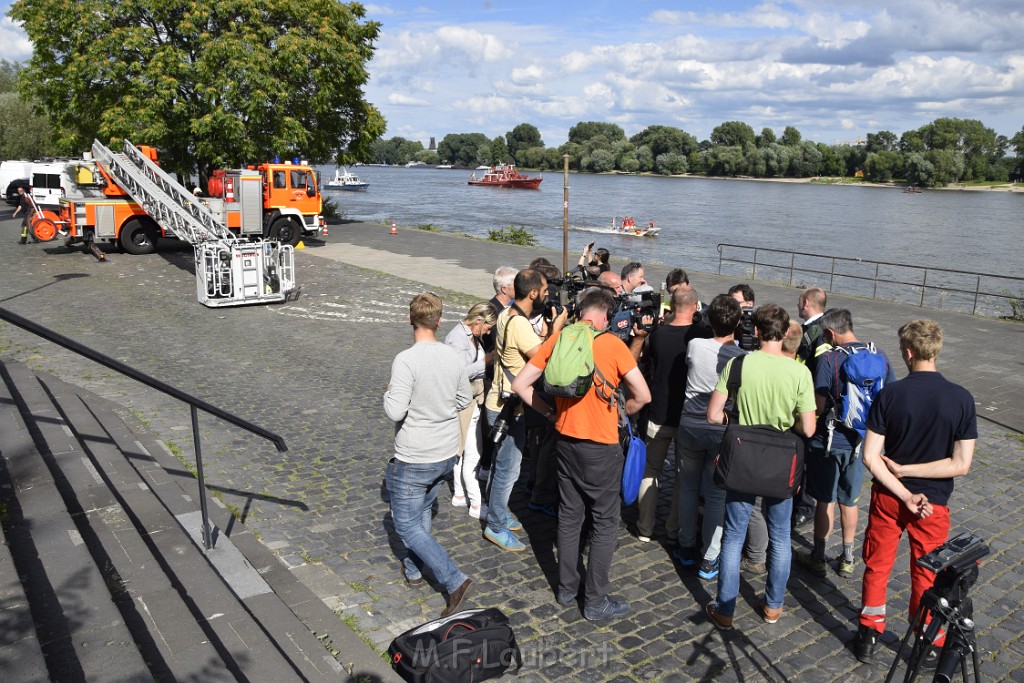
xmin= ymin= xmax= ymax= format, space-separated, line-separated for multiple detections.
xmin=736 ymin=306 xmax=759 ymax=351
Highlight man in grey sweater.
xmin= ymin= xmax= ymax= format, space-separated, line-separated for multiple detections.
xmin=384 ymin=292 xmax=475 ymax=617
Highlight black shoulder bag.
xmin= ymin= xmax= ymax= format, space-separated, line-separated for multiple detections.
xmin=713 ymin=356 xmax=805 ymax=500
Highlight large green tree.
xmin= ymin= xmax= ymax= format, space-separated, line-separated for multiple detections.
xmin=710 ymin=121 xmax=756 ymax=149
xmin=629 ymin=125 xmax=698 ymax=161
xmin=438 ymin=133 xmax=489 ymax=167
xmin=505 ymin=122 xmax=542 ymax=165
xmin=567 ymin=121 xmax=625 ymax=145
xmin=10 ymin=0 xmax=385 ymax=184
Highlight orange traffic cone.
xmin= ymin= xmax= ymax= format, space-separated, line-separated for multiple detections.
xmin=390 ymin=220 xmax=397 ymax=235
xmin=321 ymin=224 xmax=329 ymax=236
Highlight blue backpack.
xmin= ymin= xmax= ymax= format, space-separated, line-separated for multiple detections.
xmin=833 ymin=343 xmax=888 ymax=437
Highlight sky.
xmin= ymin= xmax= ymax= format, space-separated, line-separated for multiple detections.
xmin=3 ymin=1 xmax=1023 ymax=148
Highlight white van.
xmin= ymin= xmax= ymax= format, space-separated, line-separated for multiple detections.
xmin=1 ymin=160 xmax=34 ymax=202
xmin=30 ymin=161 xmax=71 ymax=208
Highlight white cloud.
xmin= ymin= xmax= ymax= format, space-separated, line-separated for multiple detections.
xmin=387 ymin=93 xmax=430 ymax=106
xmin=0 ymin=17 xmax=33 ymax=62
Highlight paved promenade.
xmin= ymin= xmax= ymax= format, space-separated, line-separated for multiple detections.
xmin=1 ymin=216 xmax=1022 ymax=682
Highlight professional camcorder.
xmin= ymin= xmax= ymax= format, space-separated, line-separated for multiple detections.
xmin=616 ymin=289 xmax=662 ymax=334
xmin=736 ymin=306 xmax=759 ymax=351
xmin=542 ymin=267 xmax=590 ymax=321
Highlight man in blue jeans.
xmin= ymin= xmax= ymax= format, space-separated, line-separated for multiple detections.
xmin=705 ymin=304 xmax=816 ymax=629
xmin=385 ymin=292 xmax=475 ymax=617
xmin=482 ymin=269 xmax=566 ymax=552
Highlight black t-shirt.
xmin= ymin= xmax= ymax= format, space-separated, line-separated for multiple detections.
xmin=645 ymin=323 xmax=709 ymax=426
xmin=865 ymin=371 xmax=977 ymax=506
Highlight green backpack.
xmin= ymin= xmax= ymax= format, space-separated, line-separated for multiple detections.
xmin=543 ymin=322 xmax=606 ymax=398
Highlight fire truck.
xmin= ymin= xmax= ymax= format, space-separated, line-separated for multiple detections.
xmin=34 ymin=145 xmax=325 ymax=253
xmin=27 ymin=140 xmax=313 ymax=307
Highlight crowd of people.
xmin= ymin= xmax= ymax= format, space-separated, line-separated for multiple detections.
xmin=381 ymin=244 xmax=977 ymax=668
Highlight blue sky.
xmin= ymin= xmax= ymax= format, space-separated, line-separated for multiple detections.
xmin=4 ymin=1 xmax=1023 ymax=147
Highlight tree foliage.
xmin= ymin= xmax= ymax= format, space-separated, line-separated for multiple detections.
xmin=0 ymin=60 xmax=57 ymax=159
xmin=568 ymin=121 xmax=625 ymax=145
xmin=437 ymin=133 xmax=490 ymax=167
xmin=506 ymin=122 xmax=542 ymax=165
xmin=10 ymin=0 xmax=385 ymax=183
xmin=629 ymin=125 xmax=698 ymax=162
xmin=710 ymin=121 xmax=756 ymax=148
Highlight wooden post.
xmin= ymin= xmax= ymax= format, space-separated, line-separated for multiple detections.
xmin=562 ymin=154 xmax=570 ymax=274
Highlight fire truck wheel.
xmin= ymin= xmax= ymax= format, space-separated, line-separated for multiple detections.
xmin=121 ymin=218 xmax=158 ymax=255
xmin=271 ymin=217 xmax=302 ymax=247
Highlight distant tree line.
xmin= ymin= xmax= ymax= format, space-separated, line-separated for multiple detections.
xmin=371 ymin=118 xmax=1024 ymax=188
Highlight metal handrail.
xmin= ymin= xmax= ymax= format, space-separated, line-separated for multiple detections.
xmin=0 ymin=306 xmax=287 ymax=551
xmin=716 ymin=243 xmax=1023 ymax=316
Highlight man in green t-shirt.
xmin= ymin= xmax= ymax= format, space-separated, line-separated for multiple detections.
xmin=704 ymin=304 xmax=816 ymax=630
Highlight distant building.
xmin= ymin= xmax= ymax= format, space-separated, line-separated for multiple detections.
xmin=429 ymin=137 xmax=436 ymax=151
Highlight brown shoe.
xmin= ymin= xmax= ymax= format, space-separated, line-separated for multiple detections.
xmin=705 ymin=602 xmax=733 ymax=631
xmin=740 ymin=557 xmax=767 ymax=575
xmin=760 ymin=601 xmax=783 ymax=624
xmin=400 ymin=564 xmax=423 ymax=587
xmin=441 ymin=578 xmax=473 ymax=618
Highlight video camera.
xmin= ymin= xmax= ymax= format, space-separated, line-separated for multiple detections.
xmin=542 ymin=266 xmax=590 ymax=321
xmin=616 ymin=289 xmax=662 ymax=335
xmin=736 ymin=306 xmax=759 ymax=351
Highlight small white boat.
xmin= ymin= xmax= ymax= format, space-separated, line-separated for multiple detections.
xmin=436 ymin=164 xmax=453 ymax=169
xmin=612 ymin=216 xmax=660 ymax=237
xmin=405 ymin=160 xmax=426 ymax=168
xmin=325 ymin=167 xmax=368 ymax=191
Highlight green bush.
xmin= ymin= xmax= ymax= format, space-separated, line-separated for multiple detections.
xmin=415 ymin=223 xmax=440 ymax=232
xmin=321 ymin=194 xmax=342 ymax=221
xmin=487 ymin=225 xmax=537 ymax=246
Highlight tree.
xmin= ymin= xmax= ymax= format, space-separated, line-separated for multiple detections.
xmin=865 ymin=131 xmax=897 ymax=153
xmin=506 ymin=123 xmax=543 ymax=164
xmin=756 ymin=127 xmax=776 ymax=147
xmin=1012 ymin=126 xmax=1024 ymax=176
xmin=489 ymin=136 xmax=510 ymax=165
xmin=0 ymin=60 xmax=57 ymax=159
xmin=654 ymin=152 xmax=687 ymax=175
xmin=780 ymin=126 xmax=802 ymax=147
xmin=10 ymin=0 xmax=385 ymax=185
xmin=369 ymin=137 xmax=423 ymax=165
xmin=567 ymin=121 xmax=625 ymax=145
xmin=583 ymin=149 xmax=615 ymax=173
xmin=629 ymin=125 xmax=698 ymax=160
xmin=635 ymin=146 xmax=654 ymax=173
xmin=438 ymin=133 xmax=489 ymax=167
xmin=710 ymin=121 xmax=755 ymax=149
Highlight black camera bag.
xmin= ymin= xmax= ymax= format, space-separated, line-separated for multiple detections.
xmin=388 ymin=608 xmax=522 ymax=683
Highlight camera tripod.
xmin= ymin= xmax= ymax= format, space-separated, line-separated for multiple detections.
xmin=884 ymin=564 xmax=981 ymax=683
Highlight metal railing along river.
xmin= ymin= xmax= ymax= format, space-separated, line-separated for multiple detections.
xmin=717 ymin=243 xmax=1023 ymax=318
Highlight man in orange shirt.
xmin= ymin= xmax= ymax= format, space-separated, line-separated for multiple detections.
xmin=512 ymin=288 xmax=650 ymax=621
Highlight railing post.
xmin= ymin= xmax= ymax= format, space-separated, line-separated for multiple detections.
xmin=752 ymin=248 xmax=758 ymax=280
xmin=717 ymin=245 xmax=723 ymax=275
xmin=789 ymin=253 xmax=795 ymax=286
xmin=829 ymin=257 xmax=836 ymax=292
xmin=873 ymin=263 xmax=880 ymax=299
xmin=191 ymin=405 xmax=213 ymax=551
xmin=921 ymin=270 xmax=928 ymax=307
xmin=973 ymin=275 xmax=981 ymax=315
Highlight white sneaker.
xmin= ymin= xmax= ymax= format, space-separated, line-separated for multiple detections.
xmin=451 ymin=495 xmax=467 ymax=508
xmin=469 ymin=503 xmax=488 ymax=519
xmin=637 ymin=535 xmax=652 ymax=543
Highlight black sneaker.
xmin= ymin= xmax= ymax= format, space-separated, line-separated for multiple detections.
xmin=918 ymin=644 xmax=941 ymax=672
xmin=855 ymin=625 xmax=879 ymax=663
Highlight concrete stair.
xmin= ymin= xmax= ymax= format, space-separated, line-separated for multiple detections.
xmin=0 ymin=360 xmax=394 ymax=682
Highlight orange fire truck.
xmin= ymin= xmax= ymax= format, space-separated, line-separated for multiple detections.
xmin=32 ymin=145 xmax=325 ymax=253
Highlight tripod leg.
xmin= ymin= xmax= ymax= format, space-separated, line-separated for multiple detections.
xmin=885 ymin=603 xmax=930 ymax=683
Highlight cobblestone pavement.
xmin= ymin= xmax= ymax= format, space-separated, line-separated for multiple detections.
xmin=2 ymin=218 xmax=1023 ymax=682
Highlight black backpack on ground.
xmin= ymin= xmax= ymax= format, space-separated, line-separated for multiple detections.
xmin=388 ymin=607 xmax=522 ymax=682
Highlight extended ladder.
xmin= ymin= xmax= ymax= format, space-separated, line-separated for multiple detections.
xmin=91 ymin=139 xmax=296 ymax=307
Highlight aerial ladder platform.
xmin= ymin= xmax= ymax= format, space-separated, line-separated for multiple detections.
xmin=91 ymin=139 xmax=296 ymax=308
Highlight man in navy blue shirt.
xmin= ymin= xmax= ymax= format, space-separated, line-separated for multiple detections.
xmin=853 ymin=319 xmax=977 ymax=665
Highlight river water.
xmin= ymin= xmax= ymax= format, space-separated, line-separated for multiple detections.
xmin=320 ymin=165 xmax=1021 ymax=313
